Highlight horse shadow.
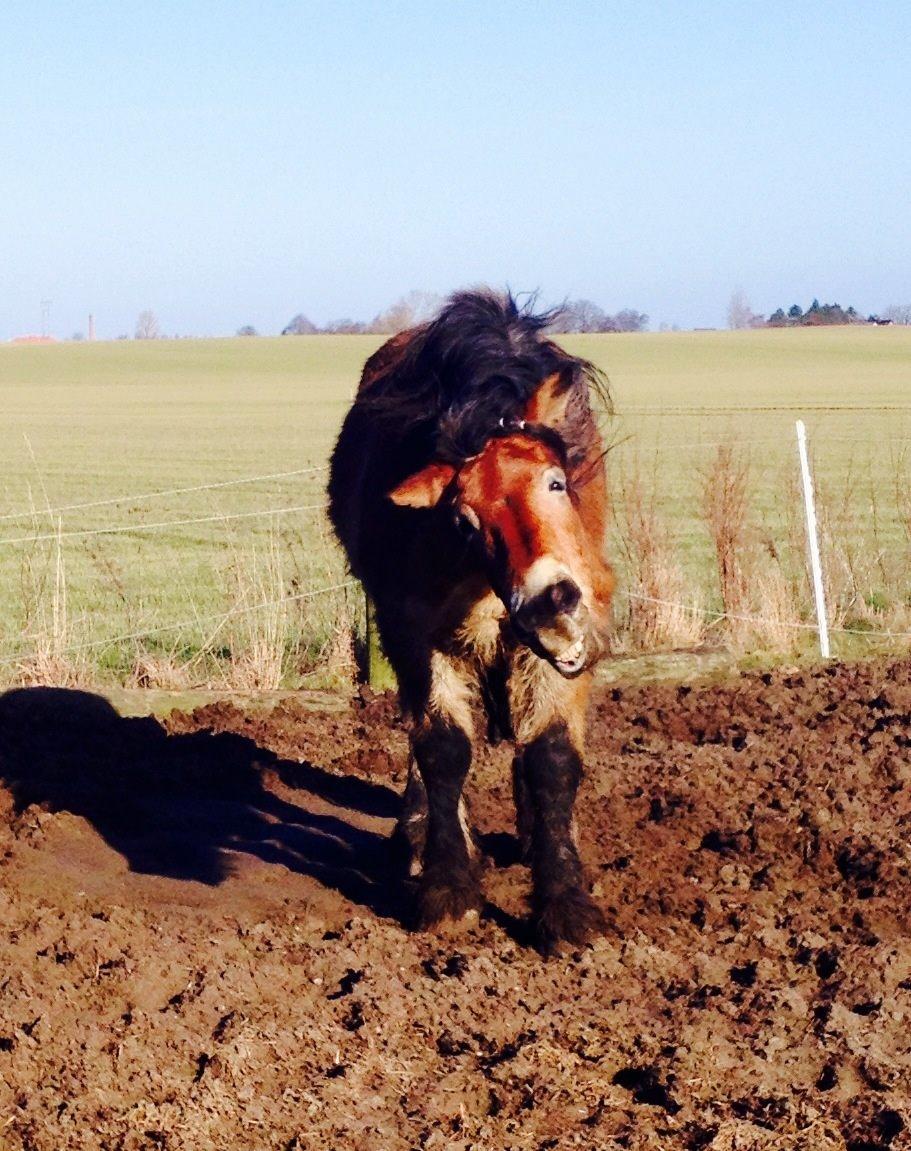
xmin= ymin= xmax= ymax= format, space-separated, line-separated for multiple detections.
xmin=0 ymin=686 xmax=410 ymax=923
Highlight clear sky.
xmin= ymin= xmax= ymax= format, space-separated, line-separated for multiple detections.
xmin=1 ymin=1 xmax=908 ymax=339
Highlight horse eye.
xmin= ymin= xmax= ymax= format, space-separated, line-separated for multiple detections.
xmin=548 ymin=473 xmax=567 ymax=493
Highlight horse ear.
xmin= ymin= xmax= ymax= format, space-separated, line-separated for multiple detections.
xmin=523 ymin=371 xmax=573 ymax=429
xmin=389 ymin=462 xmax=456 ymax=508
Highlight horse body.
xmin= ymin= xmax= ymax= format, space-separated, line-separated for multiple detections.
xmin=328 ymin=291 xmax=614 ymax=951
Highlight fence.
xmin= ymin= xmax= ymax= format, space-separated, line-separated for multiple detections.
xmin=1 ymin=424 xmax=911 ymax=692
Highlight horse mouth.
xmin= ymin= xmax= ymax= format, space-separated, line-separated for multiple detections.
xmin=553 ymin=637 xmax=587 ymax=677
xmin=510 ymin=610 xmax=595 ymax=677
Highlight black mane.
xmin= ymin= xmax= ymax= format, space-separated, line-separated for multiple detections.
xmin=360 ymin=289 xmax=609 ymax=469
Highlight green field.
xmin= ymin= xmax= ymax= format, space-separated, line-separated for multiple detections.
xmin=1 ymin=326 xmax=910 ymax=688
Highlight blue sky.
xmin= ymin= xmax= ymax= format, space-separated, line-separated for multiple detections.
xmin=1 ymin=1 xmax=908 ymax=338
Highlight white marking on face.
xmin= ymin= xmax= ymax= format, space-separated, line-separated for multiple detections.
xmin=520 ymin=556 xmax=573 ymax=602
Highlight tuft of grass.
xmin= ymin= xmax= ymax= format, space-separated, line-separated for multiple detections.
xmin=701 ymin=442 xmax=751 ymax=629
xmin=612 ymin=452 xmax=706 ymax=651
xmin=15 ymin=520 xmax=89 ymax=687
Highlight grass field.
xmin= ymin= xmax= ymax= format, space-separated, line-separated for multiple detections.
xmin=1 ymin=325 xmax=910 ymax=688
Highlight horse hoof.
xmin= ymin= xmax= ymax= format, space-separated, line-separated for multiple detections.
xmin=415 ymin=872 xmax=483 ymax=930
xmin=533 ymin=890 xmax=606 ymax=956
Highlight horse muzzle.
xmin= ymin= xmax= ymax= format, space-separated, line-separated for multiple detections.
xmin=509 ymin=574 xmax=602 ymax=678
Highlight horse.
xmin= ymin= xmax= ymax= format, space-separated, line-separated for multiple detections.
xmin=328 ymin=290 xmax=615 ymax=952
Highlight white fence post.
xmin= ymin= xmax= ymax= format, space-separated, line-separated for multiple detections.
xmin=795 ymin=420 xmax=830 ymax=659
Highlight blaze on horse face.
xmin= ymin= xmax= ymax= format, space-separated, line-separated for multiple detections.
xmin=390 ymin=374 xmax=609 ymax=677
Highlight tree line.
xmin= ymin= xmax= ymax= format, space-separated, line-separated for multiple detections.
xmin=729 ymin=291 xmax=911 ymax=330
xmin=767 ymin=299 xmax=862 ymax=327
xmin=277 ymin=290 xmax=648 ymax=337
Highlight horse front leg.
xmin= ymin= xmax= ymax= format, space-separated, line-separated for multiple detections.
xmin=407 ymin=654 xmax=482 ymax=928
xmin=410 ymin=715 xmax=481 ymax=927
xmin=510 ymin=656 xmax=605 ymax=953
xmin=394 ymin=757 xmax=428 ymax=877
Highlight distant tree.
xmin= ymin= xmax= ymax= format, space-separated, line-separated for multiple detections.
xmin=135 ymin=310 xmax=160 ymax=339
xmin=558 ymin=298 xmax=608 ymax=333
xmin=70 ymin=331 xmax=85 ymax=341
xmin=369 ymin=289 xmax=444 ymax=334
xmin=612 ymin=308 xmax=649 ymax=332
xmin=768 ymin=308 xmax=788 ymax=327
xmin=883 ymin=304 xmax=911 ymax=325
xmin=727 ymin=290 xmax=763 ymax=330
xmin=236 ymin=325 xmax=258 ymax=337
xmin=322 ymin=318 xmax=368 ymax=334
xmin=282 ymin=313 xmax=318 ymax=335
xmin=555 ymin=300 xmax=648 ymax=333
xmin=788 ymin=304 xmax=803 ymax=320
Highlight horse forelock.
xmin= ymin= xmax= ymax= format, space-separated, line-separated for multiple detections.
xmin=356 ymin=288 xmax=608 ymax=473
xmin=437 ymin=418 xmax=569 ymax=472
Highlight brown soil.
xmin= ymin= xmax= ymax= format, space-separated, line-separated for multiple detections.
xmin=1 ymin=659 xmax=910 ymax=1150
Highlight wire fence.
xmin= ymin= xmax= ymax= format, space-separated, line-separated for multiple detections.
xmin=0 ymin=463 xmax=329 ymax=523
xmin=618 ymin=589 xmax=911 ymax=642
xmin=2 ymin=420 xmax=910 ymax=690
xmin=0 ymin=460 xmax=345 ymax=687
xmin=0 ymin=501 xmax=329 ymax=547
xmin=0 ymin=579 xmax=359 ymax=672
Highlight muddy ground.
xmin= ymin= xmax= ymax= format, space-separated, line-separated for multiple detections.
xmin=0 ymin=658 xmax=910 ymax=1150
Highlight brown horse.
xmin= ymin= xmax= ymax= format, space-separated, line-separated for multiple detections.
xmin=328 ymin=291 xmax=614 ymax=951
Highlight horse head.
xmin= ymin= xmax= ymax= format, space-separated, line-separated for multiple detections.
xmin=389 ymin=372 xmax=613 ymax=677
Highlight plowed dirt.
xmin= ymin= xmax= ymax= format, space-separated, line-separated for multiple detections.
xmin=1 ymin=659 xmax=910 ymax=1149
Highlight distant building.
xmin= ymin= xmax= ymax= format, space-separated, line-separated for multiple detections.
xmin=10 ymin=335 xmax=57 ymax=345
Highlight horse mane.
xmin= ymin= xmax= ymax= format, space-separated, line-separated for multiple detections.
xmin=358 ymin=289 xmax=610 ymax=475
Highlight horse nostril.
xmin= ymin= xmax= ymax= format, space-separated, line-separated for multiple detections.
xmin=548 ymin=578 xmax=581 ymax=616
xmin=512 ymin=577 xmax=582 ymax=632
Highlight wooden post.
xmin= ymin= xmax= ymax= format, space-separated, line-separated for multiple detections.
xmin=365 ymin=594 xmax=397 ymax=690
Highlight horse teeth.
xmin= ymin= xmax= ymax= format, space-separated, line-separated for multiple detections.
xmin=559 ymin=640 xmax=584 ymax=665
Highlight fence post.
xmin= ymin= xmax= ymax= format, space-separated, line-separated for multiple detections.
xmin=795 ymin=420 xmax=831 ymax=659
xmin=365 ymin=593 xmax=397 ymax=690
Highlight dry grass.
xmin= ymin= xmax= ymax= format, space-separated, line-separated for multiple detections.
xmin=14 ymin=523 xmax=90 ymax=687
xmin=2 ymin=513 xmax=361 ymax=694
xmin=612 ymin=453 xmax=706 ymax=651
xmin=701 ymin=443 xmax=751 ymax=625
xmin=731 ymin=568 xmax=804 ymax=654
xmin=608 ymin=439 xmax=811 ymax=656
xmin=220 ymin=527 xmax=290 ymax=691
